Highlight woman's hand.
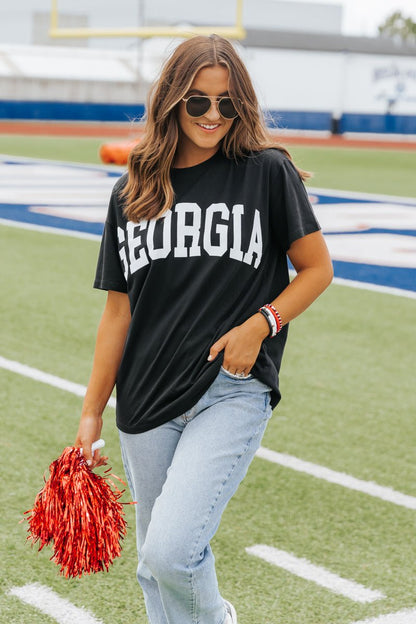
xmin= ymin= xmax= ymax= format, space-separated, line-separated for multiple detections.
xmin=75 ymin=414 xmax=108 ymax=469
xmin=208 ymin=313 xmax=269 ymax=375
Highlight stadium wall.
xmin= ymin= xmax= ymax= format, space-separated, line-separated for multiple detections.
xmin=1 ymin=41 xmax=415 ymax=134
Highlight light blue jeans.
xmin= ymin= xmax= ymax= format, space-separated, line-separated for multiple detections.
xmin=119 ymin=367 xmax=272 ymax=624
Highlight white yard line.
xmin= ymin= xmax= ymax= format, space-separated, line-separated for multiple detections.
xmin=0 ymin=355 xmax=116 ymax=408
xmin=246 ymin=545 xmax=384 ymax=603
xmin=331 ymin=276 xmax=416 ymax=300
xmin=308 ymin=186 xmax=416 ymax=206
xmin=350 ymin=607 xmax=416 ymax=623
xmin=0 ymin=217 xmax=102 ymax=241
xmin=8 ymin=584 xmax=104 ymax=624
xmin=255 ymin=447 xmax=416 ymax=511
xmin=2 ymin=355 xmax=416 ymax=509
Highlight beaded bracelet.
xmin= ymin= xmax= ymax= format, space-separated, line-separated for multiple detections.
xmin=265 ymin=303 xmax=283 ymax=333
xmin=258 ymin=304 xmax=283 ymax=338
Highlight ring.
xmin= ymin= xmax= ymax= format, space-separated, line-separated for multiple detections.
xmin=235 ymin=372 xmax=246 ymax=378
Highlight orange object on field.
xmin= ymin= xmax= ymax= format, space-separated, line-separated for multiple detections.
xmin=99 ymin=138 xmax=141 ymax=165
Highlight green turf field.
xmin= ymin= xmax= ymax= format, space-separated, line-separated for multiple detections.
xmin=1 ymin=136 xmax=416 ymax=624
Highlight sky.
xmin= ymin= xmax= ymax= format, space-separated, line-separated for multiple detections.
xmin=301 ymin=0 xmax=416 ymax=37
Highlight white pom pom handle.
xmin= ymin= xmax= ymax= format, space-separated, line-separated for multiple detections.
xmin=80 ymin=439 xmax=105 ymax=455
xmin=92 ymin=439 xmax=105 ymax=452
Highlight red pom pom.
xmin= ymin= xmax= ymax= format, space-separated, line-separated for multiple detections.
xmin=26 ymin=447 xmax=131 ymax=578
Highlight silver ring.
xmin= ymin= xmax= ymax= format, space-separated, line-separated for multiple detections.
xmin=235 ymin=372 xmax=246 ymax=378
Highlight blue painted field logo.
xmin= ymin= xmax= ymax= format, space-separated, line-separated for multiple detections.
xmin=0 ymin=157 xmax=415 ymax=294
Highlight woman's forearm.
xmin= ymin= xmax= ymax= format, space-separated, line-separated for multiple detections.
xmin=208 ymin=231 xmax=333 ymax=371
xmin=270 ymin=262 xmax=333 ymax=326
xmin=81 ymin=318 xmax=129 ymax=417
xmin=245 ymin=263 xmax=333 ymax=340
xmin=75 ymin=292 xmax=131 ymax=465
xmin=81 ymin=292 xmax=131 ymax=418
xmin=249 ymin=231 xmax=333 ymax=336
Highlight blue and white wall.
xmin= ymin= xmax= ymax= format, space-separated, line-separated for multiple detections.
xmin=243 ymin=46 xmax=416 ymax=133
xmin=0 ymin=41 xmax=415 ymax=134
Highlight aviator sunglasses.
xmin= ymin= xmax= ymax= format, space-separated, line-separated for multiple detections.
xmin=182 ymin=95 xmax=240 ymax=119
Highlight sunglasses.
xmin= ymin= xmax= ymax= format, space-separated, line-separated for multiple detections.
xmin=182 ymin=95 xmax=240 ymax=119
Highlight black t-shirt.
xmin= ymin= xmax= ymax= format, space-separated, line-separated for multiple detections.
xmin=94 ymin=148 xmax=320 ymax=433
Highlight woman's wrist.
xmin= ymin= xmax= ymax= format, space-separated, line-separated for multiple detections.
xmin=246 ymin=312 xmax=271 ymax=340
xmin=258 ymin=303 xmax=283 ymax=337
xmin=81 ymin=408 xmax=103 ymax=420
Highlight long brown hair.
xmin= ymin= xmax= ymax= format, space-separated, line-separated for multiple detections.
xmin=122 ymin=34 xmax=307 ymax=222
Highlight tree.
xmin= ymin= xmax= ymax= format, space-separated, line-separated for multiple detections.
xmin=378 ymin=11 xmax=416 ymax=43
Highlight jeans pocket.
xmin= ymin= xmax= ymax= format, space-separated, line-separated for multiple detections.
xmin=220 ymin=366 xmax=253 ymax=381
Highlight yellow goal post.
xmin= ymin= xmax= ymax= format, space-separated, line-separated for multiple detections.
xmin=49 ymin=0 xmax=246 ymax=40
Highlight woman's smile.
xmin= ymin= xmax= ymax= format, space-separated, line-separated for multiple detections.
xmin=196 ymin=122 xmax=221 ymax=132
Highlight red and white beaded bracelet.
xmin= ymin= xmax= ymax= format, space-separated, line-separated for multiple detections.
xmin=258 ymin=304 xmax=283 ymax=337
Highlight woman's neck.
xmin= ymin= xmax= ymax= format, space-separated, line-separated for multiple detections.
xmin=173 ymin=143 xmax=220 ymax=169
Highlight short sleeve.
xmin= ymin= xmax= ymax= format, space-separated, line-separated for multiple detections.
xmin=93 ymin=182 xmax=128 ymax=293
xmin=271 ymin=155 xmax=321 ymax=252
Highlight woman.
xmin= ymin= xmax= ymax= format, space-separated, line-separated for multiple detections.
xmin=75 ymin=34 xmax=333 ymax=624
